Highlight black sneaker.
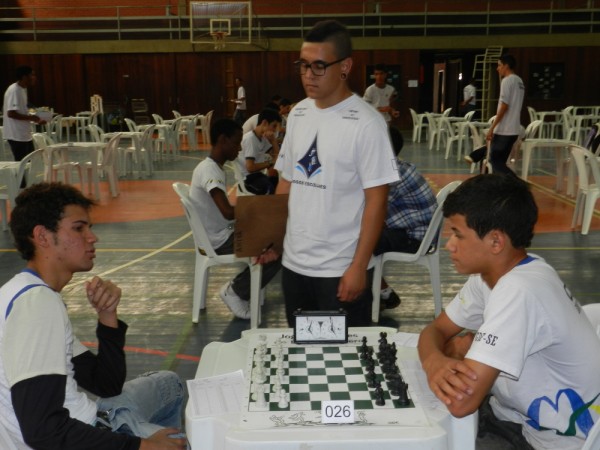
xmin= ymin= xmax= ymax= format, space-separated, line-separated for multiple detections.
xmin=381 ymin=290 xmax=401 ymax=310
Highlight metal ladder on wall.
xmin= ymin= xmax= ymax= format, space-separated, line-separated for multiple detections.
xmin=472 ymin=46 xmax=503 ymax=121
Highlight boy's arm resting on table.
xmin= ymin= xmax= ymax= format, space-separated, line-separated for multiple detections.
xmin=418 ymin=312 xmax=500 ymax=417
xmin=338 ymin=184 xmax=388 ymax=302
xmin=210 ymin=187 xmax=235 ymax=220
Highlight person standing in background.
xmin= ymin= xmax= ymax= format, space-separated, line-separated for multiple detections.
xmin=2 ymin=65 xmax=46 ymax=161
xmin=231 ymin=77 xmax=247 ymax=125
xmin=460 ymin=78 xmax=477 ymax=117
xmin=486 ymin=55 xmax=525 ymax=175
xmin=363 ymin=63 xmax=399 ymax=124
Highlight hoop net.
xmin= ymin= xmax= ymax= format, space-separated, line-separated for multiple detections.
xmin=210 ymin=31 xmax=228 ymax=50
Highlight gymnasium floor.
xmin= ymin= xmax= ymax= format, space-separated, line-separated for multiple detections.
xmin=1 ymin=129 xmax=599 ymax=448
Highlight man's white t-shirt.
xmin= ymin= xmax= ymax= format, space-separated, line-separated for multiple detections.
xmin=463 ymin=84 xmax=476 ymax=106
xmin=0 ymin=270 xmax=97 ymax=444
xmin=2 ymin=82 xmax=32 ymax=142
xmin=445 ymin=256 xmax=600 ymax=450
xmin=236 ymin=86 xmax=246 ymax=111
xmin=189 ymin=157 xmax=234 ymax=249
xmin=275 ymin=94 xmax=399 ymax=277
xmin=494 ymin=73 xmax=524 ymax=136
xmin=363 ymin=83 xmax=396 ymax=122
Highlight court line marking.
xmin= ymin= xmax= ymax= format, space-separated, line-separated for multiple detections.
xmin=62 ymin=231 xmax=198 ymax=367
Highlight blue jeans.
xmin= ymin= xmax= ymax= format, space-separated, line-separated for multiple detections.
xmin=96 ymin=371 xmax=184 ymax=438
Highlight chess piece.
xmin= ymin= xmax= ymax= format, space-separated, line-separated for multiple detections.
xmin=374 ymin=382 xmax=385 ymax=406
xmin=278 ymin=388 xmax=289 ymax=408
xmin=255 ymin=383 xmax=267 ymax=408
xmin=398 ymin=382 xmax=410 ymax=406
xmin=366 ymin=369 xmax=377 ymax=388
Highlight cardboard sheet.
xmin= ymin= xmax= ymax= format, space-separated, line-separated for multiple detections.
xmin=234 ymin=194 xmax=288 ymax=257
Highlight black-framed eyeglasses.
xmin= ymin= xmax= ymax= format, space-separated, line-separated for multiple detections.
xmin=293 ymin=57 xmax=347 ymax=76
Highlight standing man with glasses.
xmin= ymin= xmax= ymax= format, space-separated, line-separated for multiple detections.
xmin=274 ymin=20 xmax=399 ymax=327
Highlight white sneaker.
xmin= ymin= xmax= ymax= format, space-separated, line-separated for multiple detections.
xmin=219 ymin=282 xmax=251 ymax=320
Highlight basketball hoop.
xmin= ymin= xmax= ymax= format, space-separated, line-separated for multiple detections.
xmin=210 ymin=31 xmax=228 ymax=50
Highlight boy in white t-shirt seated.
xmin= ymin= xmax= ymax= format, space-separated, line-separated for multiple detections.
xmin=418 ymin=174 xmax=600 ymax=450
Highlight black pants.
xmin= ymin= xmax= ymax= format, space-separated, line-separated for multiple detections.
xmin=215 ymin=234 xmax=281 ymax=301
xmin=8 ymin=139 xmax=34 ymax=161
xmin=489 ymin=134 xmax=518 ymax=176
xmin=477 ymin=395 xmax=535 ymax=450
xmin=282 ymin=266 xmax=374 ymax=327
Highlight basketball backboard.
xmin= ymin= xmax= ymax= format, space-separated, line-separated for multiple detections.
xmin=190 ymin=2 xmax=253 ymax=47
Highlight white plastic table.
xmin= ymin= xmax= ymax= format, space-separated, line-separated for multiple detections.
xmin=185 ymin=327 xmax=477 ymax=450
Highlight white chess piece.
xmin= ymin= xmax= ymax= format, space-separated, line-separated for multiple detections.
xmin=272 ymin=377 xmax=281 ymax=394
xmin=278 ymin=388 xmax=289 ymax=408
xmin=256 ymin=383 xmax=267 ymax=408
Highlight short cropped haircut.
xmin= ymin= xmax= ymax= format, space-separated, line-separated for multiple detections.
xmin=10 ymin=183 xmax=95 ymax=261
xmin=499 ymin=54 xmax=516 ymax=70
xmin=16 ymin=66 xmax=33 ymax=80
xmin=374 ymin=63 xmax=388 ymax=72
xmin=443 ymin=174 xmax=537 ymax=248
xmin=257 ymin=108 xmax=281 ymax=125
xmin=305 ymin=20 xmax=352 ymax=60
xmin=279 ymin=98 xmax=292 ymax=107
xmin=210 ymin=118 xmax=242 ymax=145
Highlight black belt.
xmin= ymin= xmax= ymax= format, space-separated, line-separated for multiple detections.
xmin=95 ymin=410 xmax=111 ymax=431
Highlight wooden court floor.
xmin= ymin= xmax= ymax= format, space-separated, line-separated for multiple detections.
xmin=0 ymin=135 xmax=599 ymax=412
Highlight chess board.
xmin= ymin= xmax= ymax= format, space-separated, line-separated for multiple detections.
xmin=240 ymin=332 xmax=429 ymax=429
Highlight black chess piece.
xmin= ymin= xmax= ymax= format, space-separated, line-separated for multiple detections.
xmin=374 ymin=382 xmax=385 ymax=406
xmin=398 ymin=382 xmax=410 ymax=406
xmin=366 ymin=369 xmax=377 ymax=388
xmin=388 ymin=374 xmax=401 ymax=397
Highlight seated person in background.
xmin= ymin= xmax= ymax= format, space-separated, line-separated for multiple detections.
xmin=418 ymin=174 xmax=600 ymax=450
xmin=241 ymin=101 xmax=279 ymax=135
xmin=236 ymin=108 xmax=281 ymax=195
xmin=277 ymin=98 xmax=292 ymax=135
xmin=374 ymin=126 xmax=437 ymax=310
xmin=189 ymin=118 xmax=280 ymax=319
xmin=0 ymin=182 xmax=186 ymax=449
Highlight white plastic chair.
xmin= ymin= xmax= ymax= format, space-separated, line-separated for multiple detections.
xmin=425 ymin=112 xmax=443 ymax=151
xmin=440 ymin=117 xmax=466 ymax=160
xmin=409 ymin=108 xmax=428 ymax=143
xmin=463 ymin=110 xmax=475 ymax=121
xmin=0 ymin=149 xmax=45 ymax=231
xmin=87 ymin=124 xmax=105 ymax=143
xmin=32 ymin=133 xmax=84 ymax=187
xmin=122 ymin=125 xmax=155 ymax=177
xmin=82 ymin=133 xmax=121 ymax=199
xmin=371 ymin=180 xmax=462 ymax=322
xmin=172 ymin=182 xmax=264 ymax=327
xmin=442 ymin=107 xmax=452 ymax=117
xmin=570 ymin=145 xmax=600 ymax=235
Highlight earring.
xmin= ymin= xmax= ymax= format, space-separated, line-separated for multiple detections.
xmin=341 ymin=73 xmax=347 ymax=80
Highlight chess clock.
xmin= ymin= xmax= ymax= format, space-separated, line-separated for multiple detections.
xmin=293 ymin=309 xmax=348 ymax=344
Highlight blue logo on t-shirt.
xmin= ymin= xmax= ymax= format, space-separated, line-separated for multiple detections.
xmin=295 ymin=136 xmax=321 ymax=179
